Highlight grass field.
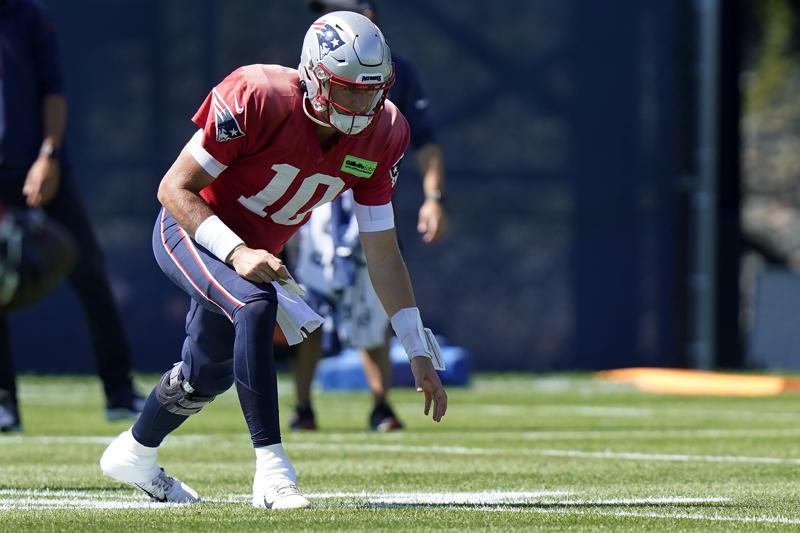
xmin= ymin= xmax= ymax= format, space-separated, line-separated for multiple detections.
xmin=2 ymin=373 xmax=800 ymax=531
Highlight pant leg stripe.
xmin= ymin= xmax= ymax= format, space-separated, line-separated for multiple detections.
xmin=177 ymin=226 xmax=246 ymax=309
xmin=160 ymin=209 xmax=233 ymax=321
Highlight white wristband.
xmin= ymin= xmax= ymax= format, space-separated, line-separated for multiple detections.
xmin=390 ymin=307 xmax=430 ymax=361
xmin=194 ymin=215 xmax=244 ymax=263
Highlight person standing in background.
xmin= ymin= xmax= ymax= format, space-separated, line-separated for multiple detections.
xmin=289 ymin=0 xmax=449 ymax=431
xmin=0 ymin=0 xmax=143 ymax=431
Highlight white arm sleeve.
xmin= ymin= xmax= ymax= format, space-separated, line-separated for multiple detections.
xmin=186 ymin=130 xmax=227 ymax=178
xmin=353 ymin=200 xmax=395 ymax=232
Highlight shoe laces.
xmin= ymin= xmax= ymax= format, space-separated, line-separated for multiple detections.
xmin=151 ymin=469 xmax=176 ymax=494
xmin=272 ymin=482 xmax=301 ymax=498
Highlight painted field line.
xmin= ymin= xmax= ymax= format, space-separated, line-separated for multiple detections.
xmin=391 ymin=403 xmax=655 ymax=418
xmin=212 ymin=490 xmax=575 ymax=505
xmin=312 ymin=493 xmax=728 ymax=506
xmin=485 ymin=506 xmax=800 ymax=526
xmin=4 ymin=437 xmax=800 ymax=466
xmin=7 ymin=425 xmax=800 ymax=449
xmin=290 ymin=427 xmax=800 ymax=443
xmin=0 ymin=498 xmax=183 ymax=510
xmin=0 ymin=434 xmax=238 ymax=446
xmin=285 ymin=442 xmax=800 ymax=465
xmin=409 ymin=402 xmax=800 ymax=422
xmin=0 ymin=489 xmax=732 ymax=511
xmin=0 ymin=488 xmax=138 ymax=499
xmin=307 ymin=490 xmax=573 ymax=504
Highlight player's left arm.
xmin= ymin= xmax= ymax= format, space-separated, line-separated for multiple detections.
xmin=359 ymin=227 xmax=447 ymax=422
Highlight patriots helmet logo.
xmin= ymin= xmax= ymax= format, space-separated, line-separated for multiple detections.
xmin=312 ymin=22 xmax=346 ymax=59
xmin=211 ymin=89 xmax=245 ymax=142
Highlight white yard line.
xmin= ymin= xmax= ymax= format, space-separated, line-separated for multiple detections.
xmin=389 ymin=402 xmax=656 ymax=417
xmin=311 ymin=490 xmax=574 ymax=504
xmin=311 ymin=493 xmax=728 ymax=506
xmin=0 ymin=434 xmax=233 ymax=446
xmin=0 ymin=488 xmax=138 ymax=499
xmin=283 ymin=442 xmax=800 ymax=465
xmin=4 ymin=436 xmax=800 ymax=466
xmin=485 ymin=506 xmax=800 ymax=525
xmin=0 ymin=489 xmax=729 ymax=510
xmin=289 ymin=427 xmax=800 ymax=442
xmin=7 ymin=425 xmax=800 ymax=447
xmin=381 ymin=401 xmax=800 ymax=423
xmin=6 ymin=488 xmax=799 ymax=525
xmin=0 ymin=498 xmax=182 ymax=510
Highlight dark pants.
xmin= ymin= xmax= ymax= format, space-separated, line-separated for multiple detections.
xmin=0 ymin=170 xmax=135 ymax=405
xmin=132 ymin=208 xmax=281 ymax=448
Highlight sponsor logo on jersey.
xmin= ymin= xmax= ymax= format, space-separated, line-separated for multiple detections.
xmin=312 ymin=22 xmax=346 ymax=59
xmin=211 ymin=89 xmax=245 ymax=142
xmin=341 ymin=155 xmax=377 ymax=178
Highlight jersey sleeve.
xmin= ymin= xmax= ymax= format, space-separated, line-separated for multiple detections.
xmin=190 ymin=68 xmax=273 ymax=173
xmin=29 ymin=1 xmax=63 ymax=96
xmin=351 ymin=112 xmax=410 ymax=207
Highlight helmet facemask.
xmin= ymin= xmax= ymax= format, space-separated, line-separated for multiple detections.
xmin=309 ymin=63 xmax=394 ymax=135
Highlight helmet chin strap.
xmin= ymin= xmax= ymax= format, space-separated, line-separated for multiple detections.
xmin=302 ymin=97 xmax=333 ymax=129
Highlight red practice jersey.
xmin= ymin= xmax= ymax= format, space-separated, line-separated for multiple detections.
xmin=188 ymin=65 xmax=410 ymax=254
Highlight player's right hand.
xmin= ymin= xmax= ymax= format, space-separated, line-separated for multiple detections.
xmin=227 ymin=245 xmax=289 ymax=284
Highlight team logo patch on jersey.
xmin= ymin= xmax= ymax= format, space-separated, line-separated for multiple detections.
xmin=341 ymin=155 xmax=378 ymax=178
xmin=312 ymin=22 xmax=346 ymax=59
xmin=390 ymin=155 xmax=403 ymax=187
xmin=211 ymin=89 xmax=245 ymax=142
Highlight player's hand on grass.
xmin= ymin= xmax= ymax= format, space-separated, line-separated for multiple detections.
xmin=228 ymin=245 xmax=289 ymax=284
xmin=23 ymin=156 xmax=61 ymax=207
xmin=410 ymin=355 xmax=447 ymax=422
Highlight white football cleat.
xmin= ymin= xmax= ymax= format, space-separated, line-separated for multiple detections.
xmin=252 ymin=478 xmax=310 ymax=509
xmin=100 ymin=429 xmax=200 ymax=503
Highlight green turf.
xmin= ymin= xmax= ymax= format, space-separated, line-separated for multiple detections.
xmin=2 ymin=373 xmax=800 ymax=531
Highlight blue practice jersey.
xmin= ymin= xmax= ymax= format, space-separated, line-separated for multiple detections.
xmin=0 ymin=0 xmax=63 ymax=177
xmin=389 ymin=54 xmax=436 ymax=150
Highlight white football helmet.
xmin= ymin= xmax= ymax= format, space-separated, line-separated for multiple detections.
xmin=299 ymin=11 xmax=395 ymax=135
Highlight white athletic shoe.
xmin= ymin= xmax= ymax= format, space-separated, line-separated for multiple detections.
xmin=252 ymin=478 xmax=310 ymax=509
xmin=252 ymin=443 xmax=310 ymax=509
xmin=100 ymin=429 xmax=200 ymax=503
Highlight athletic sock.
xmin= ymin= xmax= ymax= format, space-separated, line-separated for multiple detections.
xmin=254 ymin=443 xmax=297 ymax=483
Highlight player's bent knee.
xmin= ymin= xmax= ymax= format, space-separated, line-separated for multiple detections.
xmin=233 ymin=297 xmax=276 ymax=324
xmin=155 ymin=362 xmax=217 ymax=416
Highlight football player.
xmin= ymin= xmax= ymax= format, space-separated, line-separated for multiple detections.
xmin=289 ymin=0 xmax=449 ymax=432
xmin=100 ymin=11 xmax=448 ymax=509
